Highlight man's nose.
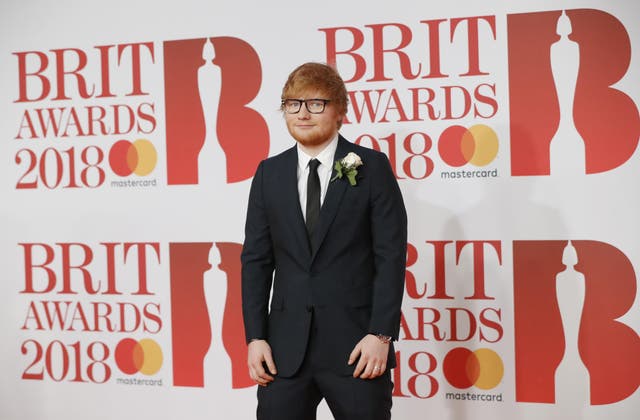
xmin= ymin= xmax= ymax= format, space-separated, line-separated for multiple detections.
xmin=297 ymin=104 xmax=311 ymax=118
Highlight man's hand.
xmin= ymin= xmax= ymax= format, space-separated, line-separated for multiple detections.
xmin=348 ymin=334 xmax=390 ymax=379
xmin=247 ymin=339 xmax=277 ymax=386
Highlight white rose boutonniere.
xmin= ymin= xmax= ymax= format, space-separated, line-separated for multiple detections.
xmin=331 ymin=152 xmax=363 ymax=186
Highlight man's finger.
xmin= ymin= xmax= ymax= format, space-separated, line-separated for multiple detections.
xmin=371 ymin=363 xmax=384 ymax=378
xmin=264 ymin=354 xmax=278 ymax=375
xmin=360 ymin=363 xmax=374 ymax=379
xmin=256 ymin=364 xmax=274 ymax=382
xmin=254 ymin=373 xmax=270 ymax=386
xmin=352 ymin=355 xmax=368 ymax=378
xmin=249 ymin=360 xmax=274 ymax=384
xmin=348 ymin=344 xmax=362 ymax=365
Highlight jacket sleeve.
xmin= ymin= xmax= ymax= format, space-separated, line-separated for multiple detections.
xmin=367 ymin=152 xmax=407 ymax=340
xmin=241 ymin=161 xmax=275 ymax=342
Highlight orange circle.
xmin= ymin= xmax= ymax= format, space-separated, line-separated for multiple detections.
xmin=473 ymin=348 xmax=504 ymax=389
xmin=138 ymin=338 xmax=163 ymax=375
xmin=468 ymin=125 xmax=499 ymax=166
xmin=131 ymin=139 xmax=157 ymax=176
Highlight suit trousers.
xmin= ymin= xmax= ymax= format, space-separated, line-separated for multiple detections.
xmin=256 ymin=311 xmax=393 ymax=420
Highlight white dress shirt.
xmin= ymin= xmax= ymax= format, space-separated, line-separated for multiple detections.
xmin=297 ymin=135 xmax=339 ymax=222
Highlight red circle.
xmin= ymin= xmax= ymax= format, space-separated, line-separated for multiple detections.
xmin=438 ymin=125 xmax=469 ymax=167
xmin=443 ymin=347 xmax=477 ymax=389
xmin=115 ymin=338 xmax=139 ymax=374
xmin=109 ymin=140 xmax=135 ymax=176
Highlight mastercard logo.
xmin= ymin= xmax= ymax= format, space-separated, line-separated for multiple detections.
xmin=115 ymin=338 xmax=163 ymax=375
xmin=443 ymin=347 xmax=504 ymax=390
xmin=109 ymin=139 xmax=158 ymax=176
xmin=438 ymin=124 xmax=499 ymax=167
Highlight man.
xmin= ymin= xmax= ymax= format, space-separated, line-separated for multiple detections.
xmin=241 ymin=62 xmax=407 ymax=420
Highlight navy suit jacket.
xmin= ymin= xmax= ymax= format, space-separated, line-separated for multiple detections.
xmin=241 ymin=135 xmax=407 ymax=377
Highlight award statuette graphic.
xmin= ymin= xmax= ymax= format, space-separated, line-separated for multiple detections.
xmin=197 ymin=38 xmax=226 ymax=185
xmin=554 ymin=241 xmax=590 ymax=407
xmin=549 ymin=11 xmax=586 ymax=176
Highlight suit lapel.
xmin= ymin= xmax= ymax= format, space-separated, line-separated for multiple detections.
xmin=310 ymin=136 xmax=352 ymax=260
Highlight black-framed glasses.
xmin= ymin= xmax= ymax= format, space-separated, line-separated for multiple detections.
xmin=281 ymin=98 xmax=331 ymax=114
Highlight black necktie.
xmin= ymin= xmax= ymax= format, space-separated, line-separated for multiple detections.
xmin=306 ymin=159 xmax=321 ymax=240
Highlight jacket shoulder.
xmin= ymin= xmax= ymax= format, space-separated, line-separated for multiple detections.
xmin=258 ymin=145 xmax=295 ymax=169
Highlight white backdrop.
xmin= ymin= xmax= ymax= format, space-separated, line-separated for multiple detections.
xmin=1 ymin=0 xmax=638 ymax=419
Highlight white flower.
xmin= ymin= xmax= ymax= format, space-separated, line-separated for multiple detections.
xmin=332 ymin=152 xmax=363 ymax=186
xmin=342 ymin=152 xmax=363 ymax=169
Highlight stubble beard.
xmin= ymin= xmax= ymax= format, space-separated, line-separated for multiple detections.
xmin=292 ymin=131 xmax=331 ymax=148
xmin=287 ymin=120 xmax=338 ymax=147
xmin=287 ymin=123 xmax=338 ymax=149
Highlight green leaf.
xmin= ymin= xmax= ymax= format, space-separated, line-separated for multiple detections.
xmin=347 ymin=170 xmax=357 ymax=186
xmin=331 ymin=161 xmax=344 ymax=182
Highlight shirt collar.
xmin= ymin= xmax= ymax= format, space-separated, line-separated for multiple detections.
xmin=297 ymin=134 xmax=339 ymax=171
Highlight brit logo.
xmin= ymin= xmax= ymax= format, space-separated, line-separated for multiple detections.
xmin=163 ymin=37 xmax=270 ymax=185
xmin=507 ymin=9 xmax=640 ymax=176
xmin=513 ymin=240 xmax=640 ymax=405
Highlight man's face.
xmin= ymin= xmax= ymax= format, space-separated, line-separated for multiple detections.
xmin=283 ymin=90 xmax=344 ymax=148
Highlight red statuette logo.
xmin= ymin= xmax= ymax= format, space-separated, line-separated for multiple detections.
xmin=163 ymin=37 xmax=269 ymax=185
xmin=169 ymin=242 xmax=251 ymax=388
xmin=513 ymin=240 xmax=640 ymax=405
xmin=508 ymin=9 xmax=639 ymax=176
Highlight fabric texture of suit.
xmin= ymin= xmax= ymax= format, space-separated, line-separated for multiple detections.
xmin=241 ymin=135 xmax=407 ymax=378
